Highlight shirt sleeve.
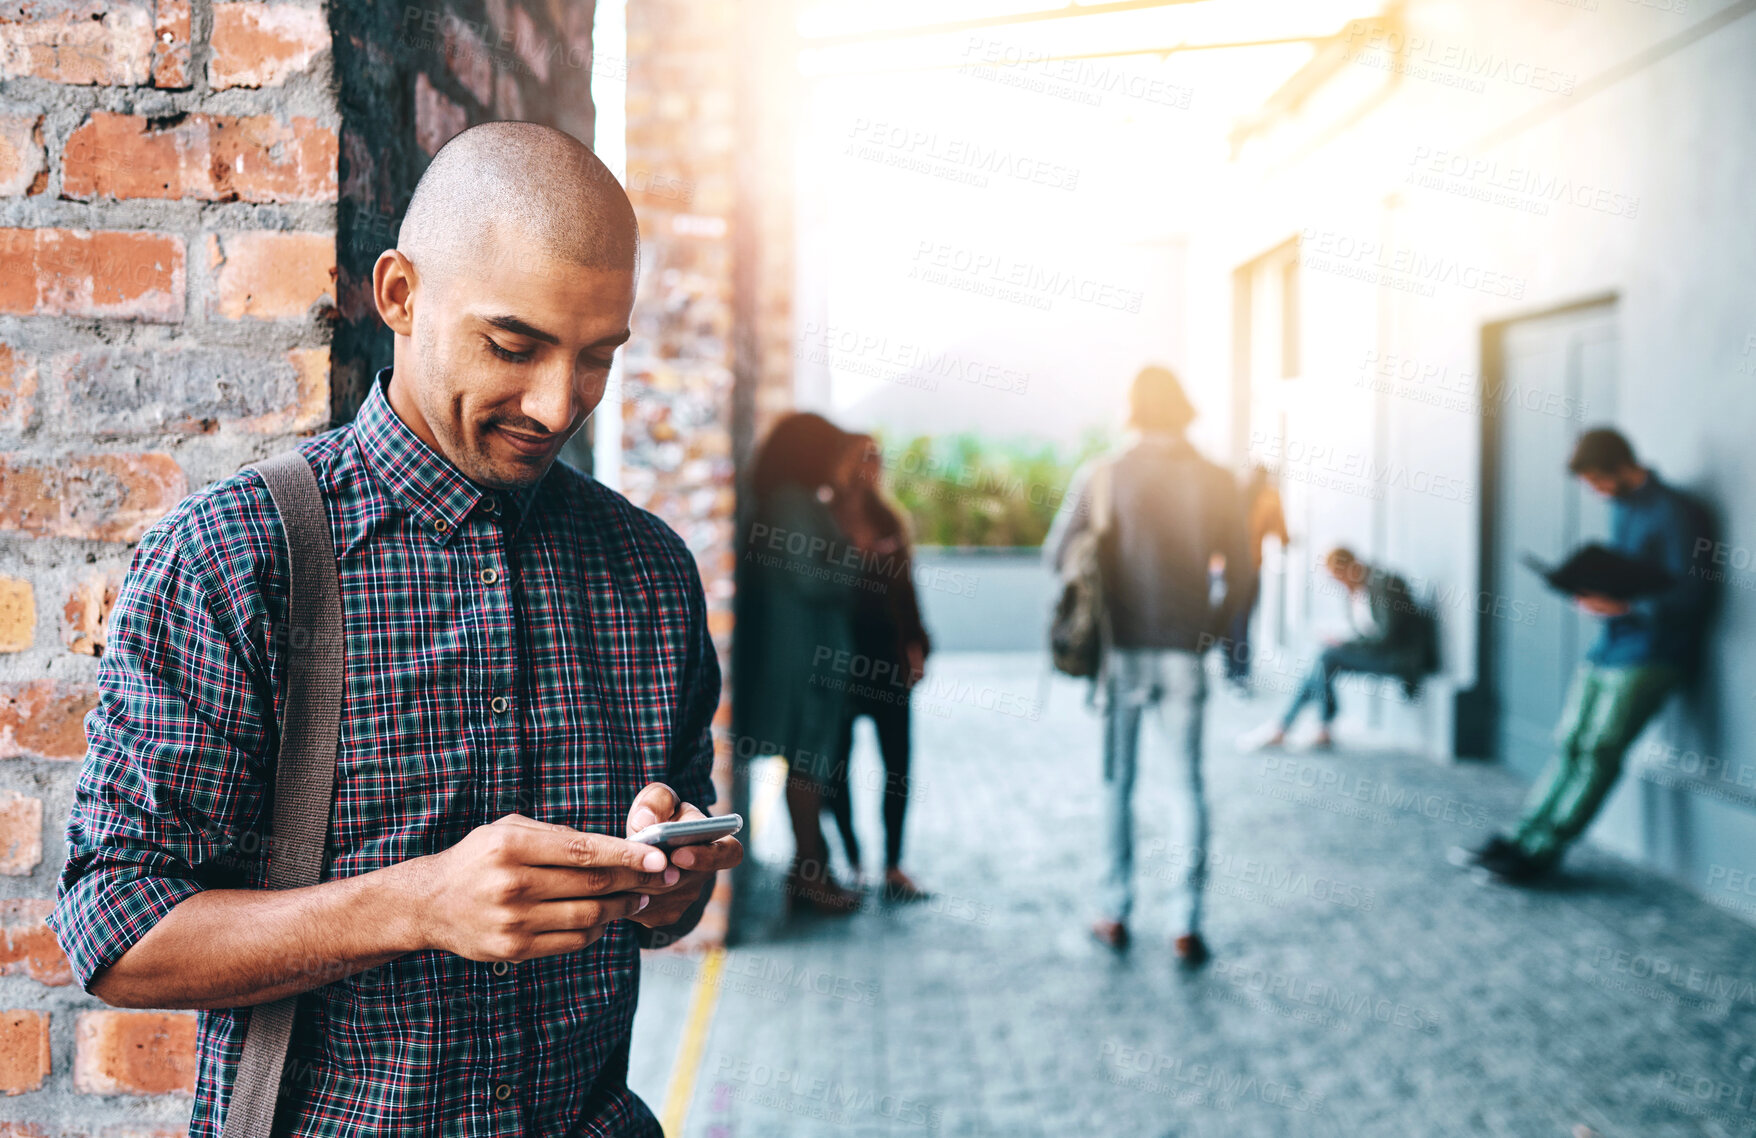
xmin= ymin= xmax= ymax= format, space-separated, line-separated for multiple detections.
xmin=1042 ymin=460 xmax=1095 ymax=573
xmin=46 ymin=519 xmax=274 ymax=993
xmin=668 ymin=561 xmax=720 ymax=815
xmin=1629 ymin=493 xmax=1711 ymax=629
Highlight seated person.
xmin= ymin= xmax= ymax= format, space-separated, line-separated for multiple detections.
xmin=1252 ymin=547 xmax=1428 ymax=748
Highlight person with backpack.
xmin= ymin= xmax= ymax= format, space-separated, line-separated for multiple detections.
xmin=1247 ymin=547 xmax=1435 ymax=750
xmin=1044 ymin=365 xmax=1250 ymax=966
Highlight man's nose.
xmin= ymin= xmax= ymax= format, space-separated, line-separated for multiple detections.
xmin=521 ymin=365 xmax=579 ymax=435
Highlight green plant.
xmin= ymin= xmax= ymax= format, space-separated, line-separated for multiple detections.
xmin=874 ymin=429 xmax=1111 ymax=548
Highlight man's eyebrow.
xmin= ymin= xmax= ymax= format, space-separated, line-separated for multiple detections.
xmin=480 ymin=314 xmax=561 ymax=344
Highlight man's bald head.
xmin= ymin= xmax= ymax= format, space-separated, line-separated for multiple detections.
xmin=399 ymin=121 xmax=639 ymax=283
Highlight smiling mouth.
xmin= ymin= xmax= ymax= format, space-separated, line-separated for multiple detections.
xmin=494 ymin=426 xmax=558 ymax=456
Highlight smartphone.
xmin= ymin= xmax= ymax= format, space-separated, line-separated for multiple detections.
xmin=630 ymin=813 xmax=743 ymax=852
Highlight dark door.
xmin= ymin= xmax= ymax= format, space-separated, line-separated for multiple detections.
xmin=1487 ymin=304 xmax=1618 ymax=780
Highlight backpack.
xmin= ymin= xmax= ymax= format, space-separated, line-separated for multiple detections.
xmin=1048 ymin=462 xmax=1114 ymax=679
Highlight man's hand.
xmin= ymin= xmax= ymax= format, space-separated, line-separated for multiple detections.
xmin=625 ymin=783 xmax=744 ymax=931
xmin=409 ymin=814 xmax=674 ymax=962
xmin=1576 ymin=592 xmax=1631 ymax=617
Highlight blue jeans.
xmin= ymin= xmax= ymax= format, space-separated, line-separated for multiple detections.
xmin=1100 ymin=648 xmax=1208 ymax=933
xmin=1280 ymin=641 xmax=1402 ymax=732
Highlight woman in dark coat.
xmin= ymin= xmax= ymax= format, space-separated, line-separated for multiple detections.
xmin=822 ymin=434 xmax=932 ymax=901
xmin=734 ymin=413 xmax=864 ymax=913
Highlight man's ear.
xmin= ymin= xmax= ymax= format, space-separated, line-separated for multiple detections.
xmin=374 ymin=249 xmax=418 ymax=336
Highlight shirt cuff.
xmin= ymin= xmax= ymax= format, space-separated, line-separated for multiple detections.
xmin=47 ymin=865 xmax=206 ymax=993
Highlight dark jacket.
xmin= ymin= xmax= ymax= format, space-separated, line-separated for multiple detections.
xmin=733 ymin=484 xmax=857 ymax=774
xmin=1045 ymin=432 xmax=1250 ymax=652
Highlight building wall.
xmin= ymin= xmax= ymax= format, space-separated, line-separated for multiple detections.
xmin=1188 ymin=0 xmax=1756 ymax=903
xmin=0 ymin=0 xmax=609 ymax=1127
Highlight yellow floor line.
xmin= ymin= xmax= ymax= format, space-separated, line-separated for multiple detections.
xmin=659 ymin=757 xmax=784 ymax=1136
xmin=659 ymin=946 xmax=725 ymax=1137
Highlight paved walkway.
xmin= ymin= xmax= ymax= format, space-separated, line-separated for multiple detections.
xmin=630 ymin=653 xmax=1756 ymax=1138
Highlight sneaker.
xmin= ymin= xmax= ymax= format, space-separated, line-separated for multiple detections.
xmin=1485 ymin=850 xmax=1550 ymax=884
xmin=1237 ymin=723 xmax=1287 ymax=751
xmin=1307 ymin=727 xmax=1335 ymax=751
xmin=1092 ymin=919 xmax=1129 ymax=951
xmin=1448 ymin=835 xmax=1518 ymax=870
xmin=1173 ymin=933 xmax=1209 ymax=968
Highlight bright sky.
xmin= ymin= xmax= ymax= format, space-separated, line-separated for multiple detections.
xmin=794 ymin=0 xmax=1385 ymax=446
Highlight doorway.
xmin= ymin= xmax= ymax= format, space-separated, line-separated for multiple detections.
xmin=1479 ymin=298 xmax=1619 ymax=778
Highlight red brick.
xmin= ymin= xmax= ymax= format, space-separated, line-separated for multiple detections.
xmin=209 ymin=3 xmax=327 ymax=89
xmin=74 ymin=1010 xmax=198 ymax=1096
xmin=62 ymin=112 xmax=338 ymax=204
xmin=205 ymin=230 xmax=336 ymax=321
xmin=0 ymin=1009 xmax=50 ymax=1095
xmin=0 ymin=900 xmax=73 ymax=987
xmin=0 ymin=791 xmax=41 ymax=876
xmin=0 ymin=1 xmax=154 ymax=85
xmin=0 ymin=453 xmax=185 ymax=543
xmin=444 ymin=18 xmax=493 ymax=104
xmin=238 ymin=347 xmax=330 ymax=434
xmin=0 ymin=228 xmax=185 ymax=323
xmin=61 ymin=571 xmax=121 ymax=657
xmin=0 ymin=1123 xmax=52 ymax=1137
xmin=52 ymin=347 xmax=330 ymax=436
xmin=414 ymin=72 xmax=467 ymax=158
xmin=0 ymin=115 xmax=45 ymax=198
xmin=152 ymin=0 xmax=193 ymax=88
xmin=0 ymin=344 xmax=36 ymax=431
xmin=0 ymin=680 xmax=97 ymax=761
xmin=0 ymin=577 xmax=32 ymax=653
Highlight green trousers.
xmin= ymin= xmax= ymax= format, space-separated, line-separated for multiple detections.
xmin=1513 ymin=663 xmax=1678 ymax=865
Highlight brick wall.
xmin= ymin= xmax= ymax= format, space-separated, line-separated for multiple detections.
xmin=0 ymin=0 xmax=606 ymax=1130
xmin=0 ymin=1 xmax=337 ymax=1129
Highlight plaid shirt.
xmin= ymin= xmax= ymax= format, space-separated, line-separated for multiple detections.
xmin=48 ymin=368 xmax=717 ymax=1137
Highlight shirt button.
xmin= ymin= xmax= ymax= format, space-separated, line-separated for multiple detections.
xmin=493 ymin=1082 xmax=513 ymax=1101
xmin=479 ymin=567 xmax=500 ymax=585
xmin=490 ymin=696 xmax=510 ymax=714
xmin=484 ymin=496 xmax=501 ymax=514
xmin=492 ymin=960 xmax=510 ymax=976
xmin=433 ymin=518 xmax=450 ymax=534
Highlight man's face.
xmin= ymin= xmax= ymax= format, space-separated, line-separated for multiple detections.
xmin=393 ymin=235 xmax=636 ymax=489
xmin=1578 ymin=465 xmax=1633 ymax=499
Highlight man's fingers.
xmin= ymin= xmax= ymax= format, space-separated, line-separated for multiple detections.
xmin=670 ymin=835 xmax=742 ymax=873
xmin=520 ymin=864 xmax=676 ymax=899
xmin=529 ymin=892 xmax=653 ymax=933
xmin=626 ymin=782 xmax=680 ymax=836
xmin=506 ymin=825 xmax=669 ymax=874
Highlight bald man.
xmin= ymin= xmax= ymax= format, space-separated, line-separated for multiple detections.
xmin=48 ymin=123 xmax=736 ymax=1137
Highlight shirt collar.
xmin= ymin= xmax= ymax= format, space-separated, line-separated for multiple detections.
xmin=353 ymin=367 xmax=545 ymax=545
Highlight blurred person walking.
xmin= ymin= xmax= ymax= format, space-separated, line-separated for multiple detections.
xmin=1248 ymin=548 xmax=1432 ymax=749
xmin=1045 ymin=365 xmax=1249 ymax=965
xmin=821 ymin=433 xmax=933 ymax=901
xmin=735 ymin=412 xmax=866 ymax=914
xmin=1224 ymin=464 xmax=1289 ymax=692
xmin=1457 ymin=428 xmax=1711 ymax=883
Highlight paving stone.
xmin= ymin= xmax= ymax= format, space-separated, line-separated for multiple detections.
xmin=633 ymin=652 xmax=1756 ymax=1137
